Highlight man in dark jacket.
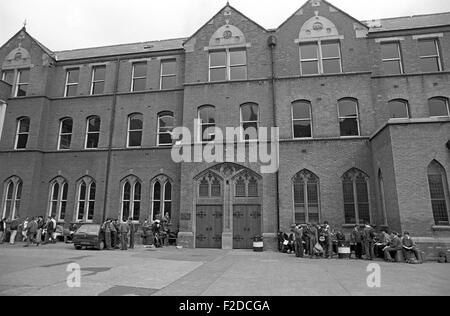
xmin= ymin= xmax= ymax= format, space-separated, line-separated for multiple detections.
xmin=36 ymin=216 xmax=44 ymax=245
xmin=119 ymin=220 xmax=130 ymax=250
xmin=0 ymin=218 xmax=6 ymax=244
xmin=9 ymin=216 xmax=20 ymax=245
xmin=384 ymin=232 xmax=402 ymax=262
xmin=127 ymin=218 xmax=135 ymax=249
xmin=43 ymin=217 xmax=56 ymax=244
xmin=24 ymin=218 xmax=38 ymax=247
xmin=291 ymin=224 xmax=304 ymax=258
xmin=402 ymin=232 xmax=422 ymax=263
xmin=363 ymin=223 xmax=376 ymax=260
xmin=350 ymin=225 xmax=363 ymax=259
xmin=102 ymin=219 xmax=112 ymax=250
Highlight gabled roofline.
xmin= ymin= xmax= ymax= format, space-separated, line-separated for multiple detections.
xmin=277 ymin=0 xmax=368 ymax=31
xmin=183 ymin=3 xmax=267 ymax=46
xmin=0 ymin=27 xmax=55 ymax=59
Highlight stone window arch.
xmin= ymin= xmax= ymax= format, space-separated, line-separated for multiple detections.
xmin=48 ymin=176 xmax=68 ymax=222
xmin=293 ymin=169 xmax=320 ymax=224
xmin=1 ymin=176 xmax=23 ymax=220
xmin=75 ymin=176 xmax=96 ymax=222
xmin=428 ymin=160 xmax=450 ymax=225
xmin=197 ymin=172 xmax=223 ymax=198
xmin=151 ymin=175 xmax=172 ymax=220
xmin=120 ymin=175 xmax=142 ymax=222
xmin=342 ymin=168 xmax=371 ymax=224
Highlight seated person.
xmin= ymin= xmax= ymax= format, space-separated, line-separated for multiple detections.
xmin=402 ymin=232 xmax=422 ymax=263
xmin=383 ymin=232 xmax=402 ymax=262
xmin=374 ymin=230 xmax=391 ymax=258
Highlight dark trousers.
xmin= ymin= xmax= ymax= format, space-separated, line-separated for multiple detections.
xmin=403 ymin=248 xmax=421 ymax=262
xmin=321 ymin=238 xmax=333 ymax=258
xmin=351 ymin=243 xmax=363 ymax=259
xmin=44 ymin=231 xmax=55 ymax=244
xmin=120 ymin=233 xmax=128 ymax=250
xmin=384 ymin=247 xmax=400 ymax=261
xmin=294 ymin=239 xmax=304 ymax=257
xmin=303 ymin=236 xmax=310 ymax=255
xmin=105 ymin=231 xmax=112 ymax=249
xmin=26 ymin=233 xmax=37 ymax=246
xmin=364 ymin=240 xmax=375 ymax=260
xmin=129 ymin=233 xmax=135 ymax=249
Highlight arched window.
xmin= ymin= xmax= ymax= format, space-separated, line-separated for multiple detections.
xmin=428 ymin=97 xmax=450 ymax=118
xmin=15 ymin=117 xmax=30 ymax=149
xmin=151 ymin=176 xmax=172 ymax=220
xmin=198 ymin=173 xmax=222 ymax=198
xmin=58 ymin=118 xmax=73 ymax=150
xmin=76 ymin=177 xmax=96 ymax=222
xmin=293 ymin=170 xmax=320 ymax=224
xmin=235 ymin=177 xmax=246 ymax=197
xmin=428 ymin=161 xmax=450 ymax=225
xmin=198 ymin=106 xmax=216 ymax=142
xmin=157 ymin=112 xmax=174 ymax=146
xmin=292 ymin=100 xmax=312 ymax=138
xmin=240 ymin=103 xmax=259 ymax=141
xmin=388 ymin=99 xmax=409 ymax=119
xmin=48 ymin=178 xmax=68 ymax=221
xmin=248 ymin=177 xmax=259 ymax=197
xmin=338 ymin=98 xmax=360 ymax=137
xmin=121 ymin=176 xmax=141 ymax=221
xmin=199 ymin=178 xmax=209 ymax=198
xmin=2 ymin=177 xmax=22 ymax=219
xmin=342 ymin=168 xmax=371 ymax=224
xmin=127 ymin=113 xmax=143 ymax=148
xmin=234 ymin=172 xmax=260 ymax=198
xmin=85 ymin=116 xmax=101 ymax=149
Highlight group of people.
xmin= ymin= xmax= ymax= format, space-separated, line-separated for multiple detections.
xmin=280 ymin=221 xmax=422 ymax=263
xmin=100 ymin=212 xmax=172 ymax=251
xmin=0 ymin=216 xmax=58 ymax=247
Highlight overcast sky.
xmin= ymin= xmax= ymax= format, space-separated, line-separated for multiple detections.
xmin=1 ymin=0 xmax=449 ymax=51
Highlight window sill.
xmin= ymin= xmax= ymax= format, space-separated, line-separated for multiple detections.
xmin=432 ymin=225 xmax=450 ymax=231
xmin=342 ymin=224 xmax=358 ymax=228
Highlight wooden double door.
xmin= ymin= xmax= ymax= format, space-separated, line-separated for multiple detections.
xmin=195 ymin=205 xmax=223 ymax=249
xmin=233 ymin=204 xmax=262 ymax=249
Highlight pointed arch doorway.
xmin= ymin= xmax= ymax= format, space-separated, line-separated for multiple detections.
xmin=194 ymin=163 xmax=263 ymax=249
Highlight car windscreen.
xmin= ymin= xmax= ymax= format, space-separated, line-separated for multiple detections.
xmin=76 ymin=225 xmax=100 ymax=234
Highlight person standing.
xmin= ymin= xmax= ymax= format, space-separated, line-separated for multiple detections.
xmin=24 ymin=217 xmax=38 ymax=247
xmin=127 ymin=218 xmax=135 ymax=250
xmin=113 ymin=219 xmax=121 ymax=249
xmin=9 ymin=216 xmax=19 ymax=245
xmin=119 ymin=220 xmax=130 ymax=250
xmin=35 ymin=216 xmax=44 ymax=245
xmin=21 ymin=217 xmax=29 ymax=242
xmin=291 ymin=224 xmax=304 ymax=258
xmin=0 ymin=218 xmax=6 ymax=244
xmin=44 ymin=216 xmax=56 ymax=244
xmin=363 ymin=222 xmax=375 ymax=260
xmin=350 ymin=225 xmax=363 ymax=259
xmin=103 ymin=219 xmax=112 ymax=250
xmin=308 ymin=223 xmax=318 ymax=258
xmin=321 ymin=221 xmax=333 ymax=259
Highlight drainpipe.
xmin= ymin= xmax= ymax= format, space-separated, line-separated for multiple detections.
xmin=102 ymin=58 xmax=121 ymax=223
xmin=268 ymin=35 xmax=280 ymax=232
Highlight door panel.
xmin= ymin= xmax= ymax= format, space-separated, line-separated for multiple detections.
xmin=196 ymin=205 xmax=223 ymax=249
xmin=233 ymin=205 xmax=261 ymax=249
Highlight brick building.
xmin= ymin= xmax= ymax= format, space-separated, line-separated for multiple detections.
xmin=0 ymin=0 xmax=449 ymax=257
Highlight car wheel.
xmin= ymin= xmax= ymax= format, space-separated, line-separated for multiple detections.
xmin=98 ymin=241 xmax=105 ymax=251
xmin=75 ymin=245 xmax=82 ymax=250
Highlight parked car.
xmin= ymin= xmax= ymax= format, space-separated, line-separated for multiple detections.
xmin=63 ymin=222 xmax=84 ymax=243
xmin=73 ymin=224 xmax=105 ymax=250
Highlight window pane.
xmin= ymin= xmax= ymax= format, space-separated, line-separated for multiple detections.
xmin=132 ymin=78 xmax=146 ymax=91
xmin=248 ymin=179 xmax=258 ymax=197
xmin=60 ymin=202 xmax=66 ymax=220
xmin=210 ymin=51 xmax=226 ymax=67
xmin=17 ymin=85 xmax=27 ymax=97
xmin=162 ymin=61 xmax=176 ymax=75
xmin=210 ymin=68 xmax=226 ymax=82
xmin=133 ymin=202 xmax=140 ymax=221
xmin=236 ymin=179 xmax=246 ymax=197
xmin=381 ymin=43 xmax=400 ymax=59
xmin=78 ymin=202 xmax=85 ymax=220
xmin=67 ymin=70 xmax=79 ymax=84
xmin=199 ymin=107 xmax=215 ymax=124
xmin=134 ymin=182 xmax=141 ymax=201
xmin=66 ymin=85 xmax=77 ymax=97
xmin=164 ymin=182 xmax=172 ymax=201
xmin=211 ymin=179 xmax=221 ymax=197
xmin=242 ymin=122 xmax=258 ymax=140
xmin=301 ymin=61 xmax=319 ymax=75
xmin=92 ymin=82 xmax=105 ymax=95
xmin=202 ymin=125 xmax=216 ymax=141
xmin=2 ymin=71 xmax=14 ymax=85
xmin=52 ymin=183 xmax=59 ymax=200
xmin=51 ymin=202 xmax=58 ymax=218
xmin=420 ymin=58 xmax=440 ymax=72
xmin=122 ymin=202 xmax=130 ymax=221
xmin=199 ymin=179 xmax=209 ymax=197
xmin=88 ymin=117 xmax=101 ymax=132
xmin=129 ymin=115 xmax=143 ymax=130
xmin=61 ymin=119 xmax=73 ymax=134
xmin=58 ymin=134 xmax=70 ymax=150
xmin=321 ymin=42 xmax=340 ymax=58
xmin=62 ymin=183 xmax=68 ymax=200
xmin=19 ymin=69 xmax=30 ymax=83
xmin=429 ymin=98 xmax=449 ymax=117
xmin=86 ymin=134 xmax=99 ymax=148
xmin=16 ymin=134 xmax=28 ymax=149
xmin=153 ymin=202 xmax=161 ymax=220
xmin=123 ymin=182 xmax=131 ymax=200
xmin=88 ymin=202 xmax=94 ymax=220
xmin=241 ymin=104 xmax=258 ymax=122
xmin=295 ymin=206 xmax=306 ymax=224
xmin=16 ymin=182 xmax=22 ymax=200
xmin=89 ymin=183 xmax=96 ymax=200
xmin=389 ymin=100 xmax=409 ymax=118
xmin=294 ymin=121 xmax=312 ymax=138
xmin=128 ymin=131 xmax=142 ymax=147
xmin=340 ymin=118 xmax=359 ymax=136
xmin=6 ymin=182 xmax=14 ymax=199
xmin=164 ymin=202 xmax=171 ymax=217
xmin=79 ymin=183 xmax=86 ymax=201
xmin=133 ymin=63 xmax=147 ymax=77
xmin=230 ymin=50 xmax=246 ymax=65
xmin=154 ymin=182 xmax=161 ymax=201
xmin=19 ymin=118 xmax=30 ymax=133
xmin=230 ymin=66 xmax=247 ymax=80
xmin=292 ymin=101 xmax=311 ymax=120
xmin=382 ymin=60 xmax=402 ymax=75
xmin=161 ymin=76 xmax=176 ymax=89
xmin=419 ymin=40 xmax=437 ymax=57
xmin=159 ymin=133 xmax=172 ymax=145
xmin=293 ymin=179 xmax=304 ymax=204
xmin=159 ymin=116 xmax=174 ymax=128
xmin=339 ymin=99 xmax=358 ymax=117
xmin=93 ymin=66 xmax=106 ymax=81
xmin=322 ymin=59 xmax=341 ymax=74
xmin=300 ymin=43 xmax=318 ymax=59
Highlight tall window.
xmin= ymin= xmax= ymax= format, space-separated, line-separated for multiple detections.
xmin=127 ymin=113 xmax=143 ymax=148
xmin=76 ymin=177 xmax=96 ymax=222
xmin=48 ymin=179 xmax=68 ymax=222
xmin=388 ymin=99 xmax=409 ymax=119
xmin=381 ymin=42 xmax=403 ymax=75
xmin=293 ymin=170 xmax=319 ymax=224
xmin=2 ymin=177 xmax=22 ymax=219
xmin=240 ymin=103 xmax=259 ymax=141
xmin=58 ymin=118 xmax=73 ymax=150
xmin=121 ymin=177 xmax=141 ymax=221
xmin=198 ymin=106 xmax=216 ymax=142
xmin=15 ymin=69 xmax=30 ymax=97
xmin=378 ymin=170 xmax=388 ymax=226
xmin=292 ymin=100 xmax=312 ymax=138
xmin=15 ymin=117 xmax=30 ymax=150
xmin=85 ymin=116 xmax=101 ymax=149
xmin=338 ymin=98 xmax=360 ymax=137
xmin=418 ymin=39 xmax=442 ymax=72
xmin=90 ymin=65 xmax=106 ymax=95
xmin=152 ymin=177 xmax=172 ymax=220
xmin=131 ymin=62 xmax=147 ymax=92
xmin=428 ymin=97 xmax=449 ymax=118
xmin=300 ymin=41 xmax=341 ymax=75
xmin=160 ymin=60 xmax=177 ymax=90
xmin=342 ymin=168 xmax=371 ymax=225
xmin=209 ymin=49 xmax=247 ymax=82
xmin=157 ymin=112 xmax=174 ymax=146
xmin=64 ymin=68 xmax=79 ymax=97
xmin=428 ymin=161 xmax=450 ymax=226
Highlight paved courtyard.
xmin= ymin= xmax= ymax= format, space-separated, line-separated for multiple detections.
xmin=0 ymin=243 xmax=449 ymax=296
